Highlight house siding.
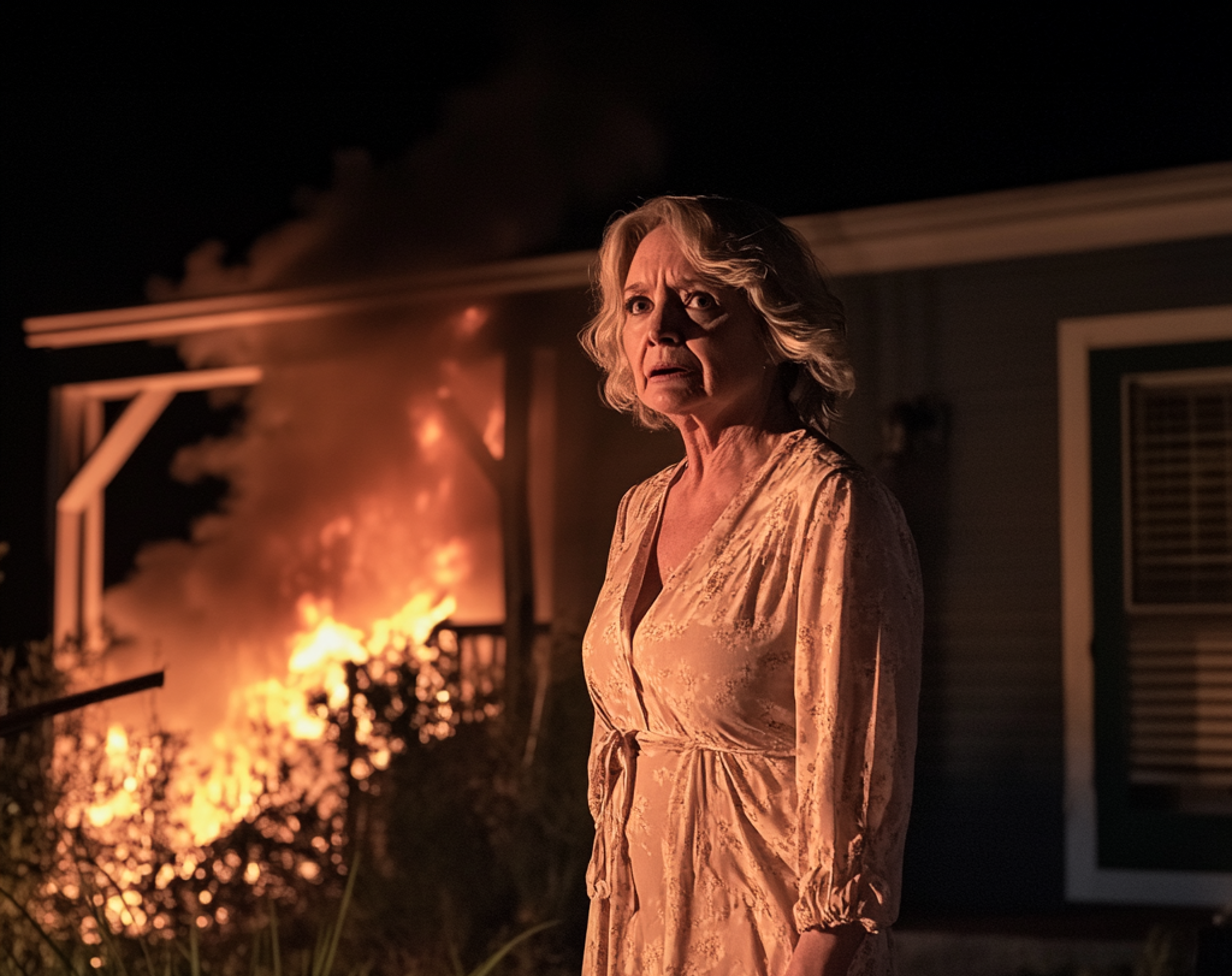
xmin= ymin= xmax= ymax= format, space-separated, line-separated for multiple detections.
xmin=831 ymin=235 xmax=1232 ymax=912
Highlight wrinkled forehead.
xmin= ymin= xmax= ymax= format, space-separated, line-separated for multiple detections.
xmin=622 ymin=223 xmax=721 ymax=291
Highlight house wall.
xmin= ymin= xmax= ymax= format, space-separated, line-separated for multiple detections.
xmin=832 ymin=235 xmax=1232 ymax=913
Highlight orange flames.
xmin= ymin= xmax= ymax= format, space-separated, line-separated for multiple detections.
xmin=185 ymin=589 xmax=459 ymax=844
xmin=47 ymin=584 xmax=493 ymax=939
xmin=39 ymin=324 xmax=527 ymax=945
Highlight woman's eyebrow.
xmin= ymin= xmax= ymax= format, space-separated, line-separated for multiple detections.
xmin=623 ymin=276 xmax=710 ymax=295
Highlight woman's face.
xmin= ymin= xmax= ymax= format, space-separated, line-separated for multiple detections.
xmin=621 ymin=225 xmax=772 ymax=429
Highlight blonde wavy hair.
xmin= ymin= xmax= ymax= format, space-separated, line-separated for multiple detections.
xmin=579 ymin=195 xmax=853 ymax=432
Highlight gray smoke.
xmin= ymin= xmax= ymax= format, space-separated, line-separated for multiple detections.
xmin=103 ymin=45 xmax=657 ymax=750
xmin=148 ymin=57 xmax=661 ymax=300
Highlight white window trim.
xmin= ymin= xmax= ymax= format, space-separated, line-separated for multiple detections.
xmin=1058 ymin=304 xmax=1232 ymax=906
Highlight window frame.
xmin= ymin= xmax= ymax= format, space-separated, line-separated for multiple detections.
xmin=1059 ymin=304 xmax=1232 ymax=906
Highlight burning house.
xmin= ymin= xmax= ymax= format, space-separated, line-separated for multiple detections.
xmin=12 ymin=161 xmax=1232 ymax=968
xmin=19 ymin=272 xmax=606 ymax=954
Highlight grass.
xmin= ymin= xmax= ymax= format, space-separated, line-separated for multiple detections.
xmin=0 ymin=858 xmax=557 ymax=976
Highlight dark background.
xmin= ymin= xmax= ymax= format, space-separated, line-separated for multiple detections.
xmin=2 ymin=5 xmax=1230 ymax=641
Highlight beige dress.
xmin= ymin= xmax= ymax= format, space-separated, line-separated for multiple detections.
xmin=582 ymin=430 xmax=922 ymax=976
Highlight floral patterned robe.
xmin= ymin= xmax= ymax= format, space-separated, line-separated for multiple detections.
xmin=582 ymin=430 xmax=922 ymax=976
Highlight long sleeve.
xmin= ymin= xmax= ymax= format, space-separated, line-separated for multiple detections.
xmin=792 ymin=467 xmax=923 ymax=934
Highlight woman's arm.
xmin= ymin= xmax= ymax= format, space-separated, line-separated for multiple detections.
xmin=785 ymin=924 xmax=866 ymax=976
xmin=791 ymin=467 xmax=923 ymax=953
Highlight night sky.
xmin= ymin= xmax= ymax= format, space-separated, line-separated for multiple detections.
xmin=3 ymin=6 xmax=1229 ymax=641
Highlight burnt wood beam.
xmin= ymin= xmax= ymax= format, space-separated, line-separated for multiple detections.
xmin=434 ymin=360 xmax=538 ymax=745
xmin=500 ymin=344 xmax=537 ymax=739
xmin=0 ymin=671 xmax=165 ymax=739
xmin=435 ymin=392 xmax=505 ymax=492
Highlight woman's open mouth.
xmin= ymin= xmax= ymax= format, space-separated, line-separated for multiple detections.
xmin=648 ymin=365 xmax=690 ymax=381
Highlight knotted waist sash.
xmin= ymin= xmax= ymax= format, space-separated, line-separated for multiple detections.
xmin=586 ymin=727 xmax=795 ymax=909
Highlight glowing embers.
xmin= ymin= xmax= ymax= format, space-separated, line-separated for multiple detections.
xmin=45 ymin=589 xmax=504 ymax=940
xmin=62 ymin=587 xmax=483 ymax=839
xmin=48 ymin=720 xmax=202 ymax=940
xmin=281 ymin=589 xmax=469 ymax=758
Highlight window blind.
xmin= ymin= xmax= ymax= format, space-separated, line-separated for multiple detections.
xmin=1126 ymin=374 xmax=1232 ymax=806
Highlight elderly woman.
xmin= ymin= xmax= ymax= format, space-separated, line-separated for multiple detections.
xmin=578 ymin=196 xmax=922 ymax=976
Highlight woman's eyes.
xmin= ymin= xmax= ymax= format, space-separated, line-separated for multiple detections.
xmin=685 ymin=292 xmax=716 ymax=310
xmin=623 ymin=292 xmax=719 ymax=315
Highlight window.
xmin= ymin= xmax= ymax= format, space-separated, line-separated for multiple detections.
xmin=1059 ymin=306 xmax=1232 ymax=906
xmin=1123 ymin=371 xmax=1232 ymax=818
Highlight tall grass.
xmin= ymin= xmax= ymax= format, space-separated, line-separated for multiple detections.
xmin=0 ymin=860 xmax=556 ymax=976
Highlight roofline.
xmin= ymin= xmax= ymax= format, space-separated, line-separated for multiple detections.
xmin=26 ymin=162 xmax=1232 ymax=350
xmin=787 ymin=161 xmax=1232 ymax=275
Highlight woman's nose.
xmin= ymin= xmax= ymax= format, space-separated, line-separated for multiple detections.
xmin=648 ymin=299 xmax=686 ymax=344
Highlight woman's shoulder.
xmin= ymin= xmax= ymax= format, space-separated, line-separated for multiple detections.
xmin=778 ymin=430 xmax=905 ymax=518
xmin=778 ymin=428 xmax=864 ymax=490
xmin=616 ymin=461 xmax=680 ymax=529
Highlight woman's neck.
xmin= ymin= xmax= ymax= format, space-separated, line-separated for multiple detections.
xmin=671 ymin=396 xmax=800 ymax=493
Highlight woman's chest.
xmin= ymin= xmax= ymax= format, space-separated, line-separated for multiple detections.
xmin=584 ymin=496 xmax=805 ymax=739
xmin=654 ymin=478 xmax=735 ymax=577
xmin=629 ymin=587 xmax=797 ymax=742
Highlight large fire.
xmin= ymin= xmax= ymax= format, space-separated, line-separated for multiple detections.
xmin=36 ymin=310 xmax=536 ymax=945
xmin=186 ymin=589 xmax=460 ymax=844
xmin=46 ymin=584 xmax=492 ymax=939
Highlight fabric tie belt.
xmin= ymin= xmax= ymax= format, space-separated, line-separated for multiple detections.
xmin=585 ymin=727 xmax=794 ymax=909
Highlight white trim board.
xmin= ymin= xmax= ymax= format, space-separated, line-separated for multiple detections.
xmin=791 ymin=162 xmax=1232 ymax=276
xmin=26 ymin=163 xmax=1232 ymax=351
xmin=53 ymin=367 xmax=263 ymax=648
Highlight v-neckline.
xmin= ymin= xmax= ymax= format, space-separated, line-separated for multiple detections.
xmin=623 ymin=430 xmax=804 ymax=646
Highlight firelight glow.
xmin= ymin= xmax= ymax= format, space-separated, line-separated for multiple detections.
xmin=454 ymin=305 xmax=489 ymax=338
xmin=45 ymin=336 xmax=515 ymax=941
xmin=50 ymin=585 xmax=465 ymax=938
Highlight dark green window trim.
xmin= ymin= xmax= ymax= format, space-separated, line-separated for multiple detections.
xmin=1089 ymin=338 xmax=1232 ymax=873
